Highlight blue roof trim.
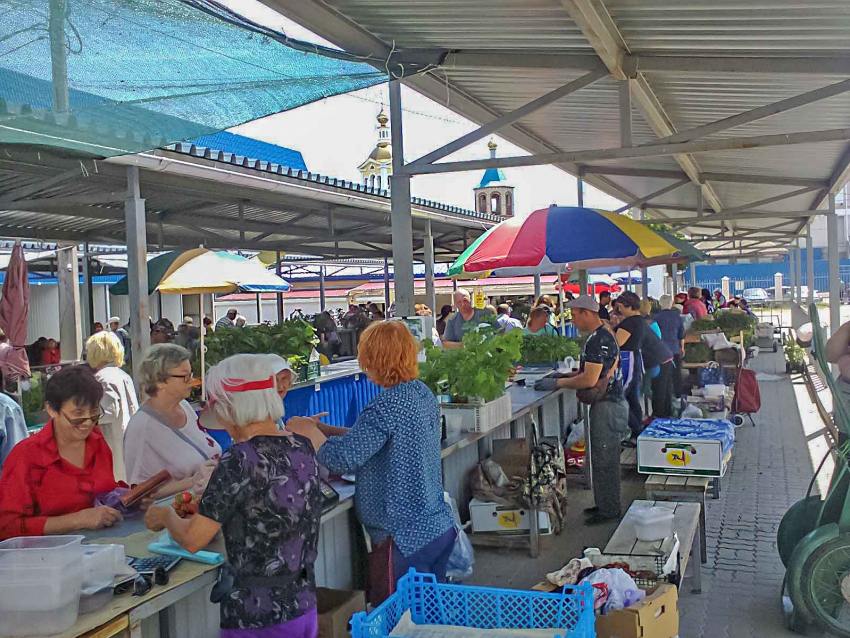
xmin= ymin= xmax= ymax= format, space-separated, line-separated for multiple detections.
xmin=0 ymin=274 xmax=122 ymax=285
xmin=478 ymin=168 xmax=507 ymax=188
xmin=187 ymin=132 xmax=307 ymax=172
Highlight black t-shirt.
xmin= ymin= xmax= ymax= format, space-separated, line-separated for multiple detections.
xmin=616 ymin=315 xmax=646 ymax=352
xmin=598 ymin=306 xmax=610 ymax=321
xmin=641 ymin=323 xmax=674 ymax=368
xmin=582 ymin=325 xmax=623 ymax=400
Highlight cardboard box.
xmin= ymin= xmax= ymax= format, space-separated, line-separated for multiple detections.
xmin=595 ymin=584 xmax=679 ymax=638
xmin=316 ymin=588 xmax=366 ymax=638
xmin=637 ymin=435 xmax=730 ymax=477
xmin=469 ymin=497 xmax=552 ymax=534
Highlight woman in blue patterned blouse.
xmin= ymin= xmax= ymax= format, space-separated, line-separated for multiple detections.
xmin=304 ymin=321 xmax=455 ymax=605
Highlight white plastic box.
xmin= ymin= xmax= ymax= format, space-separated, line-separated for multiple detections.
xmin=468 ymin=498 xmax=552 ymax=534
xmin=631 ymin=506 xmax=675 ymax=542
xmin=0 ymin=535 xmax=85 ymax=636
xmin=440 ymin=393 xmax=512 ymax=434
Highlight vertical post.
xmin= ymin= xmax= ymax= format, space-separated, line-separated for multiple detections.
xmin=774 ymin=273 xmax=783 ymax=308
xmin=125 ymin=166 xmax=150 ymax=383
xmin=557 ymin=266 xmax=565 ymax=336
xmin=57 ymin=246 xmax=82 ymax=361
xmin=577 ymin=178 xmax=584 ymax=207
xmin=238 ymin=202 xmax=245 ymax=243
xmin=721 ymin=276 xmax=731 ymax=302
xmin=157 ymin=219 xmax=165 ymax=250
xmin=452 ymin=278 xmax=458 ymax=293
xmin=199 ymin=294 xmax=205 ymax=399
xmin=789 ymin=249 xmax=797 ymax=303
xmin=690 ymin=264 xmax=697 ymax=288
xmin=795 ymin=244 xmax=803 ymax=303
xmin=276 ymin=251 xmax=284 ymax=324
xmin=383 ymin=258 xmax=391 ymax=313
xmin=619 ymin=80 xmax=632 ymax=149
xmin=389 ymin=80 xmax=415 ymax=317
xmin=639 ymin=210 xmax=648 ymax=300
xmin=578 ymin=269 xmax=588 ymax=298
xmin=256 ymin=293 xmax=262 ymax=324
xmin=81 ymin=241 xmax=94 ymax=341
xmin=49 ymin=0 xmax=69 ymax=112
xmin=533 ymin=274 xmax=542 ymax=299
xmin=319 ymin=266 xmax=326 ymax=313
xmin=806 ymin=225 xmax=815 ymax=306
xmin=829 ymin=193 xmax=841 ymax=337
xmin=424 ymin=220 xmax=437 ymax=315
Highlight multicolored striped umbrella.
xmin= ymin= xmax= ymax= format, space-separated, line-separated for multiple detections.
xmin=449 ymin=206 xmax=680 ymax=277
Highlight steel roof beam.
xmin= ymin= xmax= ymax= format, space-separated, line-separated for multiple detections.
xmin=581 ymin=166 xmax=688 ymax=180
xmin=616 ymin=178 xmax=691 ymax=213
xmin=700 ymin=172 xmax=828 ymax=188
xmin=400 ymin=128 xmax=850 ymax=175
xmin=719 ymin=186 xmax=822 ymax=216
xmin=636 ymin=55 xmax=850 ymax=76
xmin=409 ymin=68 xmax=609 ymax=167
xmin=658 ymin=210 xmax=820 ymax=225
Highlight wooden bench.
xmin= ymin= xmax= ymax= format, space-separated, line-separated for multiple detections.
xmin=620 ymin=445 xmax=637 ymax=467
xmin=603 ymin=500 xmax=702 ymax=594
xmin=644 ymin=475 xmax=708 ymax=564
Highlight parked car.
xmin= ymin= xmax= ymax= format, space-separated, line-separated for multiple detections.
xmin=742 ymin=288 xmax=770 ymax=307
xmin=774 ymin=285 xmax=817 ymax=301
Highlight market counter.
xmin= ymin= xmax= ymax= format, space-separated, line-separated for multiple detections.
xmin=284 ymin=360 xmax=379 ymax=428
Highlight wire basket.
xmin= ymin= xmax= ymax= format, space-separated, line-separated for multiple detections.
xmin=350 ymin=569 xmax=596 ymax=638
xmin=594 ymin=554 xmax=670 ymax=589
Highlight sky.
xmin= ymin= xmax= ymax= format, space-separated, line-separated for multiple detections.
xmin=220 ymin=0 xmax=624 ymax=217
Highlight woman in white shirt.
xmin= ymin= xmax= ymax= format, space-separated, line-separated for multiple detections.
xmin=124 ymin=344 xmax=220 ymax=495
xmin=86 ymin=331 xmax=139 ymax=482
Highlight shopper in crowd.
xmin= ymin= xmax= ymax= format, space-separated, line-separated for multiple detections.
xmin=436 ymin=305 xmax=452 ymax=338
xmin=216 ymin=308 xmax=238 ymax=330
xmin=316 ymin=311 xmax=340 ymax=361
xmin=86 ymin=331 xmax=139 ymax=482
xmin=150 ymin=322 xmax=173 ymax=345
xmin=495 ymin=304 xmax=522 ymax=334
xmin=534 ymin=296 xmax=627 ymax=524
xmin=235 ymin=315 xmax=248 ymax=328
xmin=612 ymin=291 xmax=648 ymax=437
xmin=639 ymin=300 xmax=676 ymax=418
xmin=524 ymin=306 xmax=558 ymax=337
xmin=0 ymin=366 xmax=122 ymax=539
xmin=0 ymin=391 xmax=27 ymax=471
xmin=145 ymin=354 xmax=323 ymax=636
xmin=109 ymin=316 xmax=132 ymax=361
xmin=27 ymin=337 xmax=48 ymax=366
xmin=368 ymin=303 xmax=386 ymax=322
xmin=442 ymin=288 xmax=488 ymax=348
xmin=701 ymin=288 xmax=716 ymax=315
xmin=713 ymin=289 xmax=727 ymax=308
xmin=737 ymin=298 xmax=755 ymax=316
xmin=43 ymin=338 xmax=61 ymax=365
xmin=92 ymin=322 xmax=105 ymax=334
xmin=598 ymin=291 xmax=611 ymax=321
xmin=683 ymin=286 xmax=708 ymax=320
xmin=655 ymin=295 xmax=686 ymax=400
xmin=0 ymin=328 xmax=9 ymax=354
xmin=291 ymin=322 xmax=454 ymax=605
xmin=533 ymin=295 xmax=557 ymax=325
xmin=483 ymin=304 xmax=497 ymax=316
xmin=124 ymin=344 xmax=220 ymax=496
xmin=203 ymin=316 xmax=214 ymax=334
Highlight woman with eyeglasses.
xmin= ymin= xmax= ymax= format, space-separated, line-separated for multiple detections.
xmin=124 ymin=344 xmax=221 ymax=498
xmin=0 ymin=366 xmax=123 ymax=540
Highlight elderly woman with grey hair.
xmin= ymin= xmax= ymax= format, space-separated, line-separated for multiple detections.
xmin=123 ymin=344 xmax=220 ymax=495
xmin=145 ymin=353 xmax=324 ymax=637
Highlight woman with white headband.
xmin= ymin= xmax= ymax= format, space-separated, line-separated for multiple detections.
xmin=145 ymin=353 xmax=325 ymax=638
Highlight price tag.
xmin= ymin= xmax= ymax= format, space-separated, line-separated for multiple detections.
xmin=474 ymin=292 xmax=486 ymax=309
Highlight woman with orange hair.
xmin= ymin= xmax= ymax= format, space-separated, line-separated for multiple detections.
xmin=293 ymin=321 xmax=454 ymax=606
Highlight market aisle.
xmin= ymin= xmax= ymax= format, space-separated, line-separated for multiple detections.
xmin=679 ymin=350 xmax=824 ymax=638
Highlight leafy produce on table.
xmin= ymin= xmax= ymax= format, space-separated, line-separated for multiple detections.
xmin=21 ymin=372 xmax=45 ymax=427
xmin=784 ymin=339 xmax=806 ymax=369
xmin=689 ymin=317 xmax=716 ymax=332
xmin=520 ymin=335 xmax=581 ymax=365
xmin=684 ymin=342 xmax=711 ymax=363
xmin=204 ymin=321 xmax=319 ymax=371
xmin=713 ymin=310 xmax=757 ymax=333
xmin=419 ymin=326 xmax=522 ymax=403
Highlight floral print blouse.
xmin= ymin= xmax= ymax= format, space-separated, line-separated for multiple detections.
xmin=198 ymin=434 xmax=321 ymax=630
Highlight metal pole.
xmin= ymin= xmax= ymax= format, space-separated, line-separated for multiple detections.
xmin=424 ymin=221 xmax=437 ymax=315
xmin=256 ymin=293 xmax=262 ymax=324
xmin=389 ymin=80 xmax=415 ymax=317
xmin=276 ymin=251 xmax=284 ymax=324
xmin=557 ymin=266 xmax=565 ymax=336
xmin=690 ymin=264 xmax=697 ymax=289
xmin=383 ymin=258 xmax=391 ymax=314
xmin=829 ymin=193 xmax=841 ymax=338
xmin=533 ymin=274 xmax=542 ymax=299
xmin=789 ymin=248 xmax=797 ymax=303
xmin=199 ymin=294 xmax=205 ymax=399
xmin=577 ymin=178 xmax=584 ymax=207
xmin=81 ymin=241 xmax=94 ymax=340
xmin=56 ymin=246 xmax=82 ymax=361
xmin=319 ymin=266 xmax=326 ymax=313
xmin=640 ymin=210 xmax=649 ymax=300
xmin=49 ymin=0 xmax=69 ymax=112
xmin=125 ymin=166 xmax=150 ymax=384
xmin=796 ymin=244 xmax=803 ymax=302
xmin=806 ymin=225 xmax=815 ymax=305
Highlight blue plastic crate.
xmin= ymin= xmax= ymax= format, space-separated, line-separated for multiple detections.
xmin=350 ymin=570 xmax=596 ymax=638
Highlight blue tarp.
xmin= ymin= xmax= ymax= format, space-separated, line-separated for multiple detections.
xmin=639 ymin=418 xmax=736 ymax=454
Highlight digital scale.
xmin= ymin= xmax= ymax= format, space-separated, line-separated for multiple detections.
xmin=320 ymin=479 xmax=340 ymax=512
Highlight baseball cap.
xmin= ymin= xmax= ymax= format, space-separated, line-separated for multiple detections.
xmin=565 ymin=295 xmax=600 ymax=312
xmin=183 ymin=316 xmax=194 ymax=325
xmin=108 ymin=316 xmax=121 ymax=324
xmin=267 ymin=354 xmax=293 ymax=376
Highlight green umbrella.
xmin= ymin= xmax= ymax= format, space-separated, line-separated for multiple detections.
xmin=110 ymin=249 xmax=205 ymax=295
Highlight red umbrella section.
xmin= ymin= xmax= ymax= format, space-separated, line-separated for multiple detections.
xmin=0 ymin=243 xmax=30 ymax=380
xmin=555 ymin=281 xmax=622 ymax=295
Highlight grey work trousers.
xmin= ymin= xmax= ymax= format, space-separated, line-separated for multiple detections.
xmin=589 ymin=397 xmax=630 ymax=518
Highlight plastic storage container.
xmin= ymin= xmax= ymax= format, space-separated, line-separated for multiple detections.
xmin=0 ymin=535 xmax=85 ymax=636
xmin=82 ymin=544 xmax=122 ymax=590
xmin=703 ymin=383 xmax=726 ymax=398
xmin=632 ymin=507 xmax=675 ymax=542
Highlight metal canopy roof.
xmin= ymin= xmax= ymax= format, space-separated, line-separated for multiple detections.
xmin=263 ymin=0 xmax=850 ymax=259
xmin=0 ymin=144 xmax=499 ymax=261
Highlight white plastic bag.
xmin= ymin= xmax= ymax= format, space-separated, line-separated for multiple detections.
xmin=445 ymin=524 xmax=475 ymax=581
xmin=565 ymin=420 xmax=585 ymax=449
xmin=579 ymin=568 xmax=646 ymax=615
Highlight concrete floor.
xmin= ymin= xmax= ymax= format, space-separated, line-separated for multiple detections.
xmin=468 ymin=349 xmax=834 ymax=637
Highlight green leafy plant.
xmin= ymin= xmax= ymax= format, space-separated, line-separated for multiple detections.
xmin=713 ymin=310 xmax=757 ymax=333
xmin=684 ymin=342 xmax=711 ymax=363
xmin=419 ymin=326 xmax=522 ymax=402
xmin=204 ymin=321 xmax=319 ymax=371
xmin=689 ymin=317 xmax=717 ymax=332
xmin=21 ymin=372 xmax=45 ymax=427
xmin=784 ymin=339 xmax=806 ymax=368
xmin=520 ymin=335 xmax=581 ymax=365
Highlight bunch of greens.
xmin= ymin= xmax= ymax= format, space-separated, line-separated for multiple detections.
xmin=520 ymin=335 xmax=581 ymax=365
xmin=684 ymin=342 xmax=711 ymax=363
xmin=21 ymin=372 xmax=45 ymax=427
xmin=784 ymin=339 xmax=806 ymax=368
xmin=714 ymin=310 xmax=757 ymax=333
xmin=204 ymin=321 xmax=319 ymax=370
xmin=689 ymin=317 xmax=717 ymax=332
xmin=420 ymin=326 xmax=522 ymax=403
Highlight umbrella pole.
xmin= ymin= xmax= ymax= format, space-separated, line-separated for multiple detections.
xmin=200 ymin=293 xmax=206 ymax=400
xmin=558 ymin=265 xmax=566 ymax=337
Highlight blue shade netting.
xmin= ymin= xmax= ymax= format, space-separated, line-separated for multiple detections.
xmin=0 ymin=0 xmax=389 ymax=157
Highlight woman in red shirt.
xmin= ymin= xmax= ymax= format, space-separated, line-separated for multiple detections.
xmin=0 ymin=366 xmax=123 ymax=540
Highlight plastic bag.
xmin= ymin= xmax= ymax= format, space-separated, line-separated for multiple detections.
xmin=565 ymin=420 xmax=585 ymax=449
xmin=445 ymin=524 xmax=475 ymax=581
xmin=94 ymin=488 xmax=142 ymax=519
xmin=579 ymin=568 xmax=646 ymax=615
xmin=681 ymin=403 xmax=703 ymax=419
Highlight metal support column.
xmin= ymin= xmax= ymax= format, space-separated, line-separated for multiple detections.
xmin=81 ymin=241 xmax=95 ymax=340
xmin=533 ymin=274 xmax=542 ymax=299
xmin=389 ymin=80 xmax=415 ymax=317
xmin=578 ymin=269 xmax=588 ymax=298
xmin=319 ymin=266 xmax=326 ymax=313
xmin=789 ymin=248 xmax=797 ymax=303
xmin=577 ymin=178 xmax=584 ymax=207
xmin=796 ymin=244 xmax=803 ymax=302
xmin=640 ymin=210 xmax=649 ymax=300
xmin=125 ymin=166 xmax=150 ymax=383
xmin=57 ymin=246 xmax=82 ymax=361
xmin=690 ymin=265 xmax=696 ymax=289
xmin=424 ymin=221 xmax=437 ymax=315
xmin=806 ymin=225 xmax=815 ymax=305
xmin=276 ymin=252 xmax=284 ymax=324
xmin=829 ymin=193 xmax=841 ymax=337
xmin=48 ymin=0 xmax=69 ymax=112
xmin=383 ymin=258 xmax=391 ymax=313
xmin=256 ymin=293 xmax=262 ymax=325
